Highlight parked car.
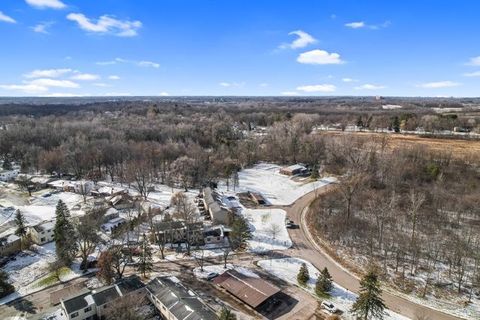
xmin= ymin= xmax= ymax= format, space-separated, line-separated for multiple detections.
xmin=206 ymin=272 xmax=219 ymax=281
xmin=285 ymin=219 xmax=298 ymax=229
xmin=321 ymin=301 xmax=339 ymax=314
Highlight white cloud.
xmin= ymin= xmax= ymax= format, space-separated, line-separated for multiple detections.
xmin=463 ymin=71 xmax=480 ymax=77
xmin=108 ymin=75 xmax=121 ymax=80
xmin=67 ymin=13 xmax=142 ymax=37
xmin=24 ymin=68 xmax=72 ymax=78
xmin=0 ymin=11 xmax=16 ymax=24
xmin=0 ymin=84 xmax=48 ymax=94
xmin=259 ymin=83 xmax=269 ymax=87
xmin=44 ymin=93 xmax=87 ymax=97
xmin=25 ymin=0 xmax=66 ymax=9
xmin=466 ymin=56 xmax=480 ymax=66
xmin=355 ymin=84 xmax=386 ymax=90
xmin=159 ymin=92 xmax=170 ymax=96
xmin=345 ymin=21 xmax=365 ymax=29
xmin=296 ymin=84 xmax=336 ymax=93
xmin=97 ymin=58 xmax=159 ymax=68
xmin=138 ymin=61 xmax=160 ymax=68
xmin=280 ymin=30 xmax=317 ymax=49
xmin=93 ymin=83 xmax=110 ymax=87
xmin=29 ymin=78 xmax=79 ymax=88
xmin=104 ymin=92 xmax=132 ymax=96
xmin=219 ymin=82 xmax=244 ymax=87
xmin=281 ymin=91 xmax=299 ymax=96
xmin=297 ymin=49 xmax=344 ymax=65
xmin=345 ymin=21 xmax=390 ymax=30
xmin=342 ymin=78 xmax=358 ymax=82
xmin=417 ymin=81 xmax=460 ymax=88
xmin=32 ymin=22 xmax=54 ymax=34
xmin=71 ymin=73 xmax=100 ymax=81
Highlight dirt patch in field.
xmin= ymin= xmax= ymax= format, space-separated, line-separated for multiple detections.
xmin=320 ymin=131 xmax=480 ymax=158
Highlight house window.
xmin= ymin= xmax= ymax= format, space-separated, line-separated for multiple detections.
xmin=84 ymin=306 xmax=92 ymax=312
xmin=104 ymin=304 xmax=108 ymax=309
xmin=41 ymin=238 xmax=45 ymax=242
xmin=71 ymin=312 xmax=79 ymax=318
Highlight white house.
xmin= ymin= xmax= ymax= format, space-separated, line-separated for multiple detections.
xmin=101 ymin=217 xmax=127 ymax=234
xmin=29 ymin=220 xmax=55 ymax=245
xmin=0 ymin=169 xmax=19 ymax=182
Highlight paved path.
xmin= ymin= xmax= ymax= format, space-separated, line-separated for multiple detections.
xmin=283 ymin=185 xmax=463 ymax=320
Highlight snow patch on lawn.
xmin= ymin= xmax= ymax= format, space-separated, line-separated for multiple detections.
xmin=258 ymin=258 xmax=410 ymax=320
xmin=242 ymin=208 xmax=292 ymax=252
xmin=219 ymin=163 xmax=336 ymax=206
xmin=193 ymin=264 xmax=259 ymax=279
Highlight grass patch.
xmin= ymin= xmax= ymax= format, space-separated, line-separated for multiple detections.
xmin=34 ymin=267 xmax=71 ymax=288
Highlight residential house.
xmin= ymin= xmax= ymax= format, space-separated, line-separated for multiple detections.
xmin=60 ymin=275 xmax=145 ymax=320
xmin=203 ymin=225 xmax=227 ymax=245
xmin=0 ymin=234 xmax=21 ymax=257
xmin=29 ymin=220 xmax=55 ymax=245
xmin=146 ymin=276 xmax=218 ymax=320
xmin=0 ymin=169 xmax=19 ymax=182
xmin=203 ymin=187 xmax=233 ymax=225
xmin=154 ymin=221 xmax=204 ymax=245
xmin=213 ymin=270 xmax=281 ymax=310
xmin=279 ymin=164 xmax=308 ymax=176
xmin=29 ymin=176 xmax=53 ymax=190
xmin=48 ymin=179 xmax=75 ymax=192
xmin=101 ymin=217 xmax=127 ymax=234
xmin=91 ymin=184 xmax=128 ymax=197
xmin=74 ymin=180 xmax=94 ymax=195
xmin=107 ymin=194 xmax=135 ymax=210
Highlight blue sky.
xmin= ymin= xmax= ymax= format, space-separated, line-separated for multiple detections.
xmin=1 ymin=0 xmax=480 ymax=97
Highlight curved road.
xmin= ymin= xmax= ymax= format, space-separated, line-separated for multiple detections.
xmin=283 ymin=185 xmax=462 ymax=320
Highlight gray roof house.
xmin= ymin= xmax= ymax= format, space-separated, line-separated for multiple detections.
xmin=146 ymin=276 xmax=218 ymax=320
xmin=60 ymin=275 xmax=145 ymax=320
xmin=203 ymin=187 xmax=232 ymax=225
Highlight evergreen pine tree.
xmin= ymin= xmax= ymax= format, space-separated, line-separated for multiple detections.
xmin=137 ymin=233 xmax=153 ymax=278
xmin=54 ymin=200 xmax=78 ymax=266
xmin=219 ymin=307 xmax=237 ymax=320
xmin=315 ymin=267 xmax=333 ymax=297
xmin=14 ymin=210 xmax=27 ymax=248
xmin=310 ymin=163 xmax=320 ymax=179
xmin=297 ymin=262 xmax=310 ymax=286
xmin=229 ymin=216 xmax=252 ymax=251
xmin=351 ymin=270 xmax=386 ymax=320
xmin=0 ymin=270 xmax=14 ymax=298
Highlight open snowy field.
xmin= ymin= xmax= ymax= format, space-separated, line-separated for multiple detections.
xmin=258 ymin=258 xmax=410 ymax=320
xmin=218 ymin=163 xmax=336 ymax=206
xmin=242 ymin=208 xmax=292 ymax=252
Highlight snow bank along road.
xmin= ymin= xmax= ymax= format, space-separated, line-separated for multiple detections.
xmin=285 ymin=185 xmax=463 ymax=320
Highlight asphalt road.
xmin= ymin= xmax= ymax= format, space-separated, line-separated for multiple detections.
xmin=283 ymin=185 xmax=463 ymax=320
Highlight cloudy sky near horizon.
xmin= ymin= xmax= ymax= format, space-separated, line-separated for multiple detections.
xmin=1 ymin=0 xmax=480 ymax=97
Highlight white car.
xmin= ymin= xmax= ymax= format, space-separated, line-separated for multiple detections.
xmin=321 ymin=301 xmax=339 ymax=314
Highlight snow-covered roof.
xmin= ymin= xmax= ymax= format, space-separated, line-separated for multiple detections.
xmin=0 ymin=234 xmax=20 ymax=245
xmin=32 ymin=220 xmax=55 ymax=233
xmin=48 ymin=180 xmax=74 ymax=188
xmin=283 ymin=164 xmax=306 ymax=171
xmin=30 ymin=176 xmax=51 ymax=184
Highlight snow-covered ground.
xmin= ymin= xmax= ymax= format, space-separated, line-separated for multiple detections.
xmin=258 ymin=258 xmax=410 ymax=320
xmin=193 ymin=263 xmax=259 ymax=279
xmin=0 ymin=242 xmax=96 ymax=305
xmin=218 ymin=163 xmax=336 ymax=206
xmin=242 ymin=208 xmax=292 ymax=252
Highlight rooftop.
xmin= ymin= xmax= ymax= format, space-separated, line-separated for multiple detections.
xmin=32 ymin=220 xmax=55 ymax=233
xmin=147 ymin=276 xmax=218 ymax=320
xmin=213 ymin=270 xmax=280 ymax=308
